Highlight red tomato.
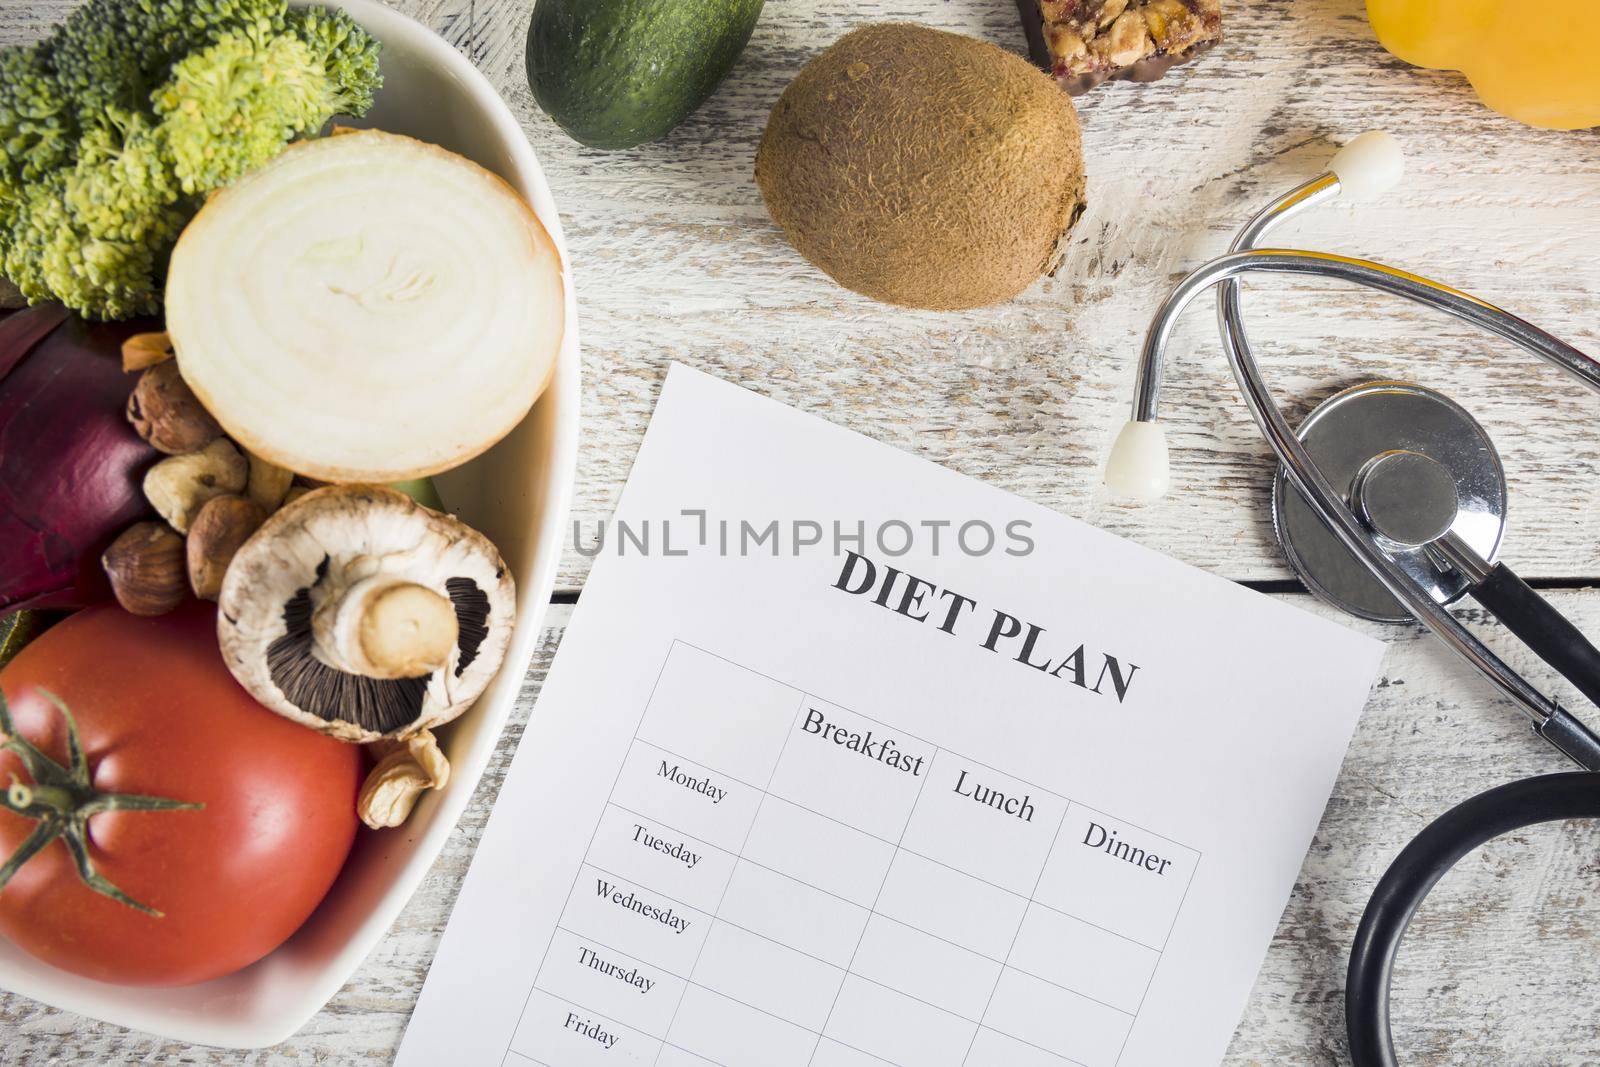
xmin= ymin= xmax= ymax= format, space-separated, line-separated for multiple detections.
xmin=0 ymin=601 xmax=361 ymax=986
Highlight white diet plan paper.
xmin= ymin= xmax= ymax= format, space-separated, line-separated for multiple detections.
xmin=399 ymin=365 xmax=1385 ymax=1067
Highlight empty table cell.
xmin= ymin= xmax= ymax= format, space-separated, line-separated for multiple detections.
xmin=875 ymin=850 xmax=1028 ymax=961
xmin=811 ymin=1036 xmax=895 ymax=1067
xmin=965 ymin=1026 xmax=1086 ymax=1067
xmin=821 ymin=973 xmax=977 ymax=1067
xmin=718 ymin=859 xmax=871 ymax=968
xmin=561 ymin=864 xmax=711 ymax=976
xmin=637 ymin=643 xmax=802 ymax=785
xmin=849 ymin=914 xmax=1000 ymax=1020
xmin=691 ymin=919 xmax=845 ymax=1030
xmin=1034 ymin=805 xmax=1198 ymax=949
xmin=741 ymin=795 xmax=896 ymax=906
xmin=1006 ymin=903 xmax=1158 ymax=1013
xmin=535 ymin=927 xmax=685 ymax=1038
xmin=612 ymin=739 xmax=767 ymax=853
xmin=655 ymin=1045 xmax=723 ymax=1067
xmin=899 ymin=757 xmax=1067 ymax=895
xmin=587 ymin=804 xmax=736 ymax=914
xmin=980 ymin=968 xmax=1132 ymax=1067
xmin=666 ymin=983 xmax=817 ymax=1067
xmin=510 ymin=987 xmax=660 ymax=1066
xmin=768 ymin=696 xmax=934 ymax=842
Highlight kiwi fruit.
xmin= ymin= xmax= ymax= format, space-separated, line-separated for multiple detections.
xmin=755 ymin=23 xmax=1087 ymax=311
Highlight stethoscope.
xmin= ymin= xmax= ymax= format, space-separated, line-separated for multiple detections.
xmin=1103 ymin=131 xmax=1600 ymax=1064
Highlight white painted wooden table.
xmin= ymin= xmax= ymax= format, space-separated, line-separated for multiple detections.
xmin=4 ymin=0 xmax=1600 ymax=1063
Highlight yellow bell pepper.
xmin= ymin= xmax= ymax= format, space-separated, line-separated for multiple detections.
xmin=1367 ymin=0 xmax=1600 ymax=130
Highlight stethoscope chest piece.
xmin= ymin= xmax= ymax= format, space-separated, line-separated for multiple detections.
xmin=1272 ymin=381 xmax=1507 ymax=622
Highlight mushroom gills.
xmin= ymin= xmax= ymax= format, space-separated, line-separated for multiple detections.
xmin=268 ymin=581 xmax=431 ymax=736
xmin=264 ymin=569 xmax=502 ymax=736
xmin=448 ymin=576 xmax=492 ymax=677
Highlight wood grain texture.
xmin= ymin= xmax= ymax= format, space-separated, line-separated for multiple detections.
xmin=3 ymin=5 xmax=1598 ymax=588
xmin=492 ymin=0 xmax=1600 ymax=592
xmin=6 ymin=600 xmax=1600 ymax=1065
xmin=4 ymin=0 xmax=1600 ymax=1063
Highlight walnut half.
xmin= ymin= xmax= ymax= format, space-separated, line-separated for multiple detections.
xmin=358 ymin=729 xmax=451 ymax=829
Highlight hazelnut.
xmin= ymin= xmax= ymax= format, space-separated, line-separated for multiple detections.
xmin=126 ymin=361 xmax=223 ymax=455
xmin=102 ymin=522 xmax=187 ymax=615
xmin=144 ymin=437 xmax=249 ymax=533
xmin=187 ymin=495 xmax=267 ymax=601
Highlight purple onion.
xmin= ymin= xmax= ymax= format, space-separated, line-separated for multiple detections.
xmin=0 ymin=308 xmax=161 ymax=611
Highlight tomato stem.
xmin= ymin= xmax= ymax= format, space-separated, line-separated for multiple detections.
xmin=9 ymin=778 xmax=74 ymax=813
xmin=0 ymin=687 xmax=203 ymax=917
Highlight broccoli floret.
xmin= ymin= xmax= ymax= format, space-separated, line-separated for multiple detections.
xmin=289 ymin=7 xmax=383 ymax=116
xmin=48 ymin=0 xmax=288 ymax=125
xmin=156 ymin=24 xmax=361 ymax=193
xmin=0 ymin=45 xmax=76 ymax=231
xmin=65 ymin=109 xmax=185 ymax=241
xmin=3 ymin=168 xmax=183 ymax=319
xmin=0 ymin=0 xmax=381 ymax=320
xmin=6 ymin=109 xmax=190 ymax=317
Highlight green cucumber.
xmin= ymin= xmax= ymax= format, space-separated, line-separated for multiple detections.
xmin=526 ymin=0 xmax=764 ymax=150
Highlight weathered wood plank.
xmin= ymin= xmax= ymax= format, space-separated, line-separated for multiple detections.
xmin=481 ymin=0 xmax=1600 ymax=591
xmin=5 ymin=597 xmax=1600 ymax=1064
xmin=5 ymin=0 xmax=1600 ymax=1062
xmin=3 ymin=0 xmax=1596 ymax=587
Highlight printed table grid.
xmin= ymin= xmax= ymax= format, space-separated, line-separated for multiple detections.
xmin=508 ymin=640 xmax=1202 ymax=1067
xmin=544 ymin=842 xmax=1149 ymax=1026
xmin=615 ymin=741 xmax=1172 ymax=957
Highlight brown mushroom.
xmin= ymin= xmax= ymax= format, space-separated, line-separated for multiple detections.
xmin=216 ymin=485 xmax=516 ymax=743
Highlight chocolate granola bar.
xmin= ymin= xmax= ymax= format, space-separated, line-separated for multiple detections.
xmin=1018 ymin=0 xmax=1222 ymax=95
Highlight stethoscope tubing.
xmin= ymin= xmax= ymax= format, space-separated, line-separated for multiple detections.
xmin=1136 ymin=171 xmax=1600 ymax=763
xmin=1345 ymin=772 xmax=1600 ymax=1066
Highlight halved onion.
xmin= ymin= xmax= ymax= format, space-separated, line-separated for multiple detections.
xmin=165 ymin=130 xmax=564 ymax=482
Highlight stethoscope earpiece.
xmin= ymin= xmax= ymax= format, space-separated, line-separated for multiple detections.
xmin=1104 ymin=419 xmax=1170 ymax=504
xmin=1327 ymin=130 xmax=1405 ymax=202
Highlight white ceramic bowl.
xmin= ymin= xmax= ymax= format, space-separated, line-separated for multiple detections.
xmin=0 ymin=0 xmax=580 ymax=1047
